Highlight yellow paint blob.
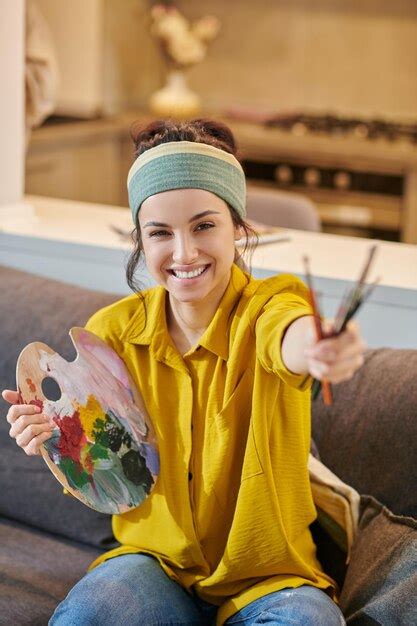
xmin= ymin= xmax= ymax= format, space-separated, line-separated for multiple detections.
xmin=77 ymin=395 xmax=104 ymax=440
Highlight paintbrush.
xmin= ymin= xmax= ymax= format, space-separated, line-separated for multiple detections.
xmin=333 ymin=245 xmax=378 ymax=335
xmin=303 ymin=256 xmax=333 ymax=405
xmin=311 ymin=246 xmax=379 ymax=400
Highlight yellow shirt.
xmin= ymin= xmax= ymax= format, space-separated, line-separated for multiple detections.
xmin=84 ymin=263 xmax=337 ymax=624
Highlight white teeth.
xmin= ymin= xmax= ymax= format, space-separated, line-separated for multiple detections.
xmin=172 ymin=265 xmax=207 ymax=279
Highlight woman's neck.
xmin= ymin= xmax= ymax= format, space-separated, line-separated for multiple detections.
xmin=166 ymin=298 xmax=213 ymax=341
xmin=165 ymin=267 xmax=232 ymax=345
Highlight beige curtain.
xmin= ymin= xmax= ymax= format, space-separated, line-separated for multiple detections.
xmin=25 ymin=0 xmax=60 ymax=149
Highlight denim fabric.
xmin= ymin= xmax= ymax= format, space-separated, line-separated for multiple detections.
xmin=224 ymin=586 xmax=346 ymax=625
xmin=49 ymin=553 xmax=345 ymax=625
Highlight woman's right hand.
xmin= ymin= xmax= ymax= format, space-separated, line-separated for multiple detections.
xmin=2 ymin=389 xmax=55 ymax=456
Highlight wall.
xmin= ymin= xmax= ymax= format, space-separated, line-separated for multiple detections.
xmin=102 ymin=0 xmax=162 ymax=114
xmin=35 ymin=0 xmax=417 ymax=119
xmin=165 ymin=0 xmax=417 ymax=119
xmin=36 ymin=0 xmax=162 ymax=117
xmin=0 ymin=0 xmax=24 ymax=205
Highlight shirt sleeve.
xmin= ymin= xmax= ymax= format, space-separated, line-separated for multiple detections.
xmin=83 ymin=306 xmax=123 ymax=356
xmin=255 ymin=278 xmax=314 ymax=391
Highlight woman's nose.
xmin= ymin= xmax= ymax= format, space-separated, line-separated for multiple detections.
xmin=172 ymin=234 xmax=199 ymax=263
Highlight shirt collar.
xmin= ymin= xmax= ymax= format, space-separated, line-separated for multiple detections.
xmin=197 ymin=263 xmax=251 ymax=359
xmin=121 ymin=263 xmax=252 ymax=362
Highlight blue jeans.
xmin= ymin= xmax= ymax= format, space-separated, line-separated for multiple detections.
xmin=49 ymin=553 xmax=346 ymax=625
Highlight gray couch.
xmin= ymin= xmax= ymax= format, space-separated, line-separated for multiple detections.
xmin=1 ymin=265 xmax=416 ymax=625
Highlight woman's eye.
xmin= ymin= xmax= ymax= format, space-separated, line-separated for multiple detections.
xmin=150 ymin=230 xmax=168 ymax=238
xmin=196 ymin=222 xmax=214 ymax=231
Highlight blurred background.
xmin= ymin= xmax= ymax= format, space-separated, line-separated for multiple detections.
xmin=24 ymin=0 xmax=417 ymax=243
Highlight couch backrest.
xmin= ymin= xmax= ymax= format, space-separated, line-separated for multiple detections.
xmin=0 ymin=265 xmax=119 ymax=547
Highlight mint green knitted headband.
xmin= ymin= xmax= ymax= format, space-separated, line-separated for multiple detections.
xmin=127 ymin=141 xmax=246 ymax=223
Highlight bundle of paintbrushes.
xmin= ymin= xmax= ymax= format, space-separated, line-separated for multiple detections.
xmin=303 ymin=245 xmax=380 ymax=405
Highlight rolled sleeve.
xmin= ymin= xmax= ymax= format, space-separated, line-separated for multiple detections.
xmin=255 ymin=282 xmax=314 ymax=391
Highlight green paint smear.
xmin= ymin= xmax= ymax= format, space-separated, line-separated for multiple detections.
xmin=92 ymin=413 xmax=133 ymax=453
xmin=59 ymin=456 xmax=91 ymax=490
xmin=89 ymin=442 xmax=110 ymax=461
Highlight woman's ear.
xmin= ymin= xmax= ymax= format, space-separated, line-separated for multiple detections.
xmin=234 ymin=224 xmax=244 ymax=240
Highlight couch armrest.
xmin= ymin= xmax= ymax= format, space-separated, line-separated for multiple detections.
xmin=312 ymin=348 xmax=417 ymax=518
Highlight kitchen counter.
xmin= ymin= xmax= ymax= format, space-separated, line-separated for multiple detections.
xmin=1 ymin=195 xmax=416 ymax=348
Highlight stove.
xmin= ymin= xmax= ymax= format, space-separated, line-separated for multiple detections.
xmin=264 ymin=113 xmax=417 ymax=144
xmin=223 ymin=108 xmax=417 ymax=243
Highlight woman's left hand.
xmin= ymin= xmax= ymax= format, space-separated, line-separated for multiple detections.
xmin=304 ymin=319 xmax=367 ymax=384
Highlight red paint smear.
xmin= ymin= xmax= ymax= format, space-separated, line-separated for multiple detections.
xmin=26 ymin=377 xmax=36 ymax=393
xmin=84 ymin=452 xmax=94 ymax=475
xmin=29 ymin=397 xmax=44 ymax=411
xmin=53 ymin=410 xmax=87 ymax=464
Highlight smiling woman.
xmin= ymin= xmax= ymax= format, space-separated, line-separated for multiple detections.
xmin=5 ymin=116 xmax=366 ymax=626
xmin=124 ymin=119 xmax=261 ymax=352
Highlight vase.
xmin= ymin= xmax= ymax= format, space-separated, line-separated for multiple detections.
xmin=148 ymin=69 xmax=201 ymax=119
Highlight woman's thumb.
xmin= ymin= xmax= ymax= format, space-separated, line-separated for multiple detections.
xmin=1 ymin=389 xmax=20 ymax=404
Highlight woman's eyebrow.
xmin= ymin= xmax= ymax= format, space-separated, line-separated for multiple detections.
xmin=143 ymin=210 xmax=220 ymax=228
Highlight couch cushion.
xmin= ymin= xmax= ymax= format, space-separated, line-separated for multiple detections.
xmin=0 ymin=517 xmax=102 ymax=625
xmin=339 ymin=495 xmax=417 ymax=625
xmin=312 ymin=348 xmax=417 ymax=518
xmin=0 ymin=265 xmax=120 ymax=547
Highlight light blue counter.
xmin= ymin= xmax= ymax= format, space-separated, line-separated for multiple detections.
xmin=1 ymin=232 xmax=416 ymax=349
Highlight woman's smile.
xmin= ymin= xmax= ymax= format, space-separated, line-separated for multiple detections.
xmin=167 ymin=264 xmax=211 ymax=283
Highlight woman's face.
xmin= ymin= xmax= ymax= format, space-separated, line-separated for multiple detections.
xmin=139 ymin=188 xmax=242 ymax=304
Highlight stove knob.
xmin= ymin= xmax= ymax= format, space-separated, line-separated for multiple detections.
xmin=304 ymin=167 xmax=321 ymax=187
xmin=291 ymin=122 xmax=308 ymax=136
xmin=354 ymin=124 xmax=369 ymax=139
xmin=274 ymin=165 xmax=293 ymax=184
xmin=334 ymin=171 xmax=352 ymax=190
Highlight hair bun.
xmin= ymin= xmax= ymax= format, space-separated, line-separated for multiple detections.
xmin=130 ymin=119 xmax=173 ymax=151
xmin=129 ymin=117 xmax=238 ymax=159
xmin=189 ymin=118 xmax=237 ymax=154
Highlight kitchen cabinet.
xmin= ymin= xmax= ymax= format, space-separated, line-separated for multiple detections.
xmin=26 ymin=132 xmax=124 ymax=206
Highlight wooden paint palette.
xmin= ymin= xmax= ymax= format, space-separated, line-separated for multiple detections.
xmin=16 ymin=327 xmax=159 ymax=514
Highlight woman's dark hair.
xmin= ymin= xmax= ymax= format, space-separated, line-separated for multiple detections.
xmin=125 ymin=118 xmax=259 ymax=294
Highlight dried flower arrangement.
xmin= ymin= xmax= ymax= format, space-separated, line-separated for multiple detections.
xmin=148 ymin=4 xmax=220 ymax=118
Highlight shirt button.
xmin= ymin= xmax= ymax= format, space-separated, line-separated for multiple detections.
xmin=188 ymin=472 xmax=193 ymax=481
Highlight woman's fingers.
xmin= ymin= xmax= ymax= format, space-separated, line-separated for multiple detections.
xmin=307 ymin=321 xmax=366 ymax=361
xmin=306 ymin=319 xmax=366 ymax=383
xmin=2 ymin=389 xmax=54 ymax=456
xmin=6 ymin=402 xmax=42 ymax=424
xmin=15 ymin=421 xmax=54 ymax=449
xmin=9 ymin=412 xmax=53 ymax=438
xmin=22 ymin=430 xmax=55 ymax=456
xmin=309 ymin=353 xmax=365 ymax=383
